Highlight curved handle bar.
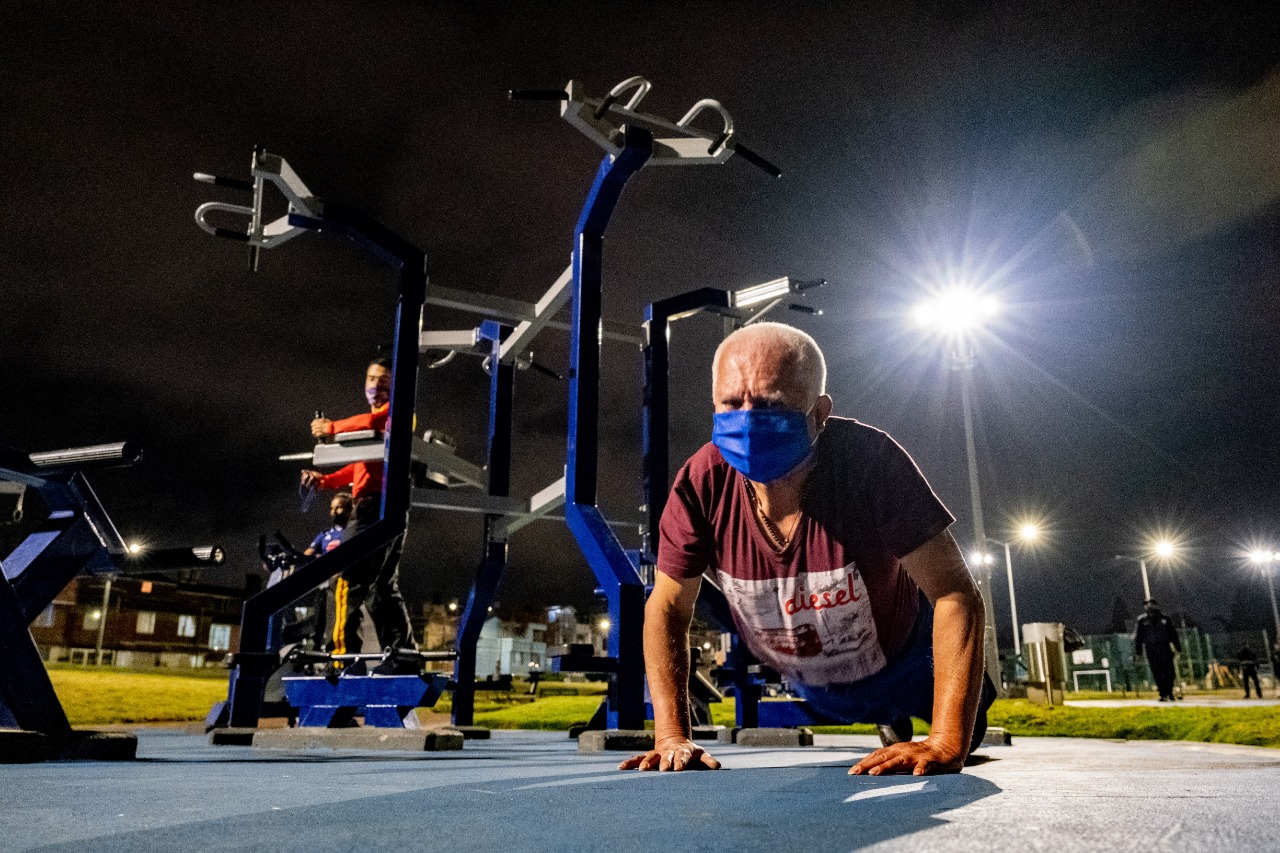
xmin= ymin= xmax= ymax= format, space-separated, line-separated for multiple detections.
xmin=677 ymin=99 xmax=734 ymax=154
xmin=594 ymin=75 xmax=652 ymax=119
xmin=730 ymin=144 xmax=782 ymax=179
xmin=509 ymin=89 xmax=570 ymax=101
xmin=195 ymin=200 xmax=254 ymax=236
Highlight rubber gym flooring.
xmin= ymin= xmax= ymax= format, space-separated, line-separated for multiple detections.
xmin=4 ymin=729 xmax=1280 ymax=852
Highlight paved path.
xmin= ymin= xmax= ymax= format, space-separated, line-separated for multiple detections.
xmin=1066 ymin=697 xmax=1280 ymax=708
xmin=4 ymin=729 xmax=1280 ymax=852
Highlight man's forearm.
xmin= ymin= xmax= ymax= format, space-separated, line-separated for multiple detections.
xmin=929 ymin=591 xmax=984 ymax=756
xmin=644 ymin=597 xmax=691 ymax=743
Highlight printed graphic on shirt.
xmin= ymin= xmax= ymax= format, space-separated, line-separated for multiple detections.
xmin=716 ymin=562 xmax=886 ymax=686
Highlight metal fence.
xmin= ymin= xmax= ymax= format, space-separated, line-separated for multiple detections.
xmin=1065 ymin=629 xmax=1276 ymax=693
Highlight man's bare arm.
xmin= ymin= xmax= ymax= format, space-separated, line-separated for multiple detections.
xmin=851 ymin=528 xmax=984 ymax=776
xmin=617 ymin=572 xmax=721 ymax=772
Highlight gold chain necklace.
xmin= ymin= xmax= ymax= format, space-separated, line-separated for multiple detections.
xmin=746 ymin=483 xmax=801 ymax=549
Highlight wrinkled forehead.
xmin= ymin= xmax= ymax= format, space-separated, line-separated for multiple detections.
xmin=713 ymin=341 xmax=808 ymax=398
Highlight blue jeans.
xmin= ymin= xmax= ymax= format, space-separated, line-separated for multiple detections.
xmin=792 ymin=597 xmax=995 ymax=740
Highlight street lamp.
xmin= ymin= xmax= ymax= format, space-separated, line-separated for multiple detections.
xmin=915 ymin=285 xmax=1003 ymax=691
xmin=1115 ymin=538 xmax=1178 ymax=603
xmin=988 ymin=523 xmax=1041 ymax=655
xmin=1248 ymin=550 xmax=1280 ymax=639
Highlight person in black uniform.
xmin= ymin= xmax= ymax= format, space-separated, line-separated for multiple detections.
xmin=1272 ymin=641 xmax=1280 ymax=698
xmin=1134 ymin=599 xmax=1182 ymax=701
xmin=1238 ymin=646 xmax=1262 ymax=698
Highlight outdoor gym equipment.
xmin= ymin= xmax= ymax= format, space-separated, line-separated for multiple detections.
xmin=195 ymin=147 xmax=429 ymax=729
xmin=503 ymin=77 xmax=781 ymax=731
xmin=409 ymin=76 xmax=787 ymax=733
xmin=0 ymin=441 xmax=223 ymax=761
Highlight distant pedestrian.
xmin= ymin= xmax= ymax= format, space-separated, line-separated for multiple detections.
xmin=1134 ymin=600 xmax=1181 ymax=701
xmin=527 ymin=661 xmax=542 ymax=696
xmin=1238 ymin=646 xmax=1262 ymax=699
xmin=1272 ymin=641 xmax=1280 ymax=698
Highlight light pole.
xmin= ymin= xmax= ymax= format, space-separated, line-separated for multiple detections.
xmin=94 ymin=575 xmax=113 ymax=666
xmin=1248 ymin=550 xmax=1280 ymax=640
xmin=988 ymin=523 xmax=1040 ymax=655
xmin=1116 ymin=539 xmax=1176 ymax=604
xmin=914 ymin=288 xmax=1003 ymax=692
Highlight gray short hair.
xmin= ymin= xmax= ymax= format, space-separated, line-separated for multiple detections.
xmin=712 ymin=322 xmax=827 ymax=400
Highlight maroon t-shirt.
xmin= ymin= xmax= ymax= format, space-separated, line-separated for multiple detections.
xmin=658 ymin=417 xmax=954 ymax=686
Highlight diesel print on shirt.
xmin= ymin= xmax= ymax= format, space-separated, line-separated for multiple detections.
xmin=716 ymin=562 xmax=886 ymax=685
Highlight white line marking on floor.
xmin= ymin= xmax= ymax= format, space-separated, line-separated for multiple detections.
xmin=513 ymin=773 xmax=642 ymax=790
xmin=844 ymin=780 xmax=933 ymax=802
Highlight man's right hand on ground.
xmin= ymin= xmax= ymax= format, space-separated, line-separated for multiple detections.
xmin=617 ymin=737 xmax=722 ymax=772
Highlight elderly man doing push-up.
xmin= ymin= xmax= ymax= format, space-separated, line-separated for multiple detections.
xmin=620 ymin=323 xmax=993 ymax=776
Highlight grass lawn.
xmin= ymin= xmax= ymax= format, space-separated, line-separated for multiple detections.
xmin=47 ymin=666 xmax=228 ymax=726
xmin=39 ymin=668 xmax=1280 ymax=751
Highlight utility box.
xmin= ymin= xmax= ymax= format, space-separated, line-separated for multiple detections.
xmin=1022 ymin=622 xmax=1066 ymax=706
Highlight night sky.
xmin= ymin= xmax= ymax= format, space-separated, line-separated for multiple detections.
xmin=3 ymin=1 xmax=1279 ymax=641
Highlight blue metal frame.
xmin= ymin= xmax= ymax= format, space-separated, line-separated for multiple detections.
xmin=283 ymin=673 xmax=450 ymax=728
xmin=222 ymin=203 xmax=427 ymax=728
xmin=0 ymin=462 xmax=117 ymax=734
xmin=451 ymin=321 xmax=514 ymax=727
xmin=0 ymin=444 xmax=219 ymax=734
xmin=563 ymin=126 xmax=654 ymax=730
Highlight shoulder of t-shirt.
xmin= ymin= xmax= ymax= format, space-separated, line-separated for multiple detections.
xmin=673 ymin=442 xmax=735 ymax=511
xmin=818 ymin=416 xmax=898 ymax=485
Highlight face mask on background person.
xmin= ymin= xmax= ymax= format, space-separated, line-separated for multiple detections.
xmin=711 ymin=404 xmax=818 ymax=484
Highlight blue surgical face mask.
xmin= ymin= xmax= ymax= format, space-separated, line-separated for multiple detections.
xmin=711 ymin=405 xmax=817 ymax=483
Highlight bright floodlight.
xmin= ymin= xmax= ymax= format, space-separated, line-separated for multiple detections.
xmin=598 ymin=619 xmax=611 ymax=632
xmin=447 ymin=601 xmax=458 ymax=612
xmin=1154 ymin=540 xmax=1176 ymax=558
xmin=970 ymin=551 xmax=994 ymax=566
xmin=912 ymin=287 xmax=1001 ymax=334
xmin=1019 ymin=523 xmax=1040 ymax=542
xmin=128 ymin=542 xmax=143 ymax=554
xmin=1250 ymin=550 xmax=1272 ymax=564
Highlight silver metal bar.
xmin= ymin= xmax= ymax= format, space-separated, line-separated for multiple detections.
xmin=312 ymin=440 xmax=384 ymax=469
xmin=499 ymin=265 xmax=573 ymax=363
xmin=410 ymin=491 xmax=525 ymax=515
xmin=419 ymin=328 xmax=482 ymax=354
xmin=29 ymin=442 xmax=142 ymax=470
xmin=412 ymin=437 xmax=487 ymax=490
xmin=424 ymin=283 xmax=643 ymax=347
xmin=499 ymin=476 xmax=566 ymax=537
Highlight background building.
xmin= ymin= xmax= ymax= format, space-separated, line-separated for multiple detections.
xmin=30 ymin=575 xmax=244 ymax=669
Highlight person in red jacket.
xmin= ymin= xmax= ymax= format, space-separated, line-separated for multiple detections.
xmin=301 ymin=357 xmax=417 ymax=663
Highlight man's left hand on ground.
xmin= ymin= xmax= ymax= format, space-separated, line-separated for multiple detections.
xmin=850 ymin=736 xmax=965 ymax=776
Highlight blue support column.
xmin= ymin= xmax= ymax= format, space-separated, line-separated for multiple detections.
xmin=452 ymin=321 xmax=514 ymax=727
xmin=564 ymin=126 xmax=653 ymax=730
